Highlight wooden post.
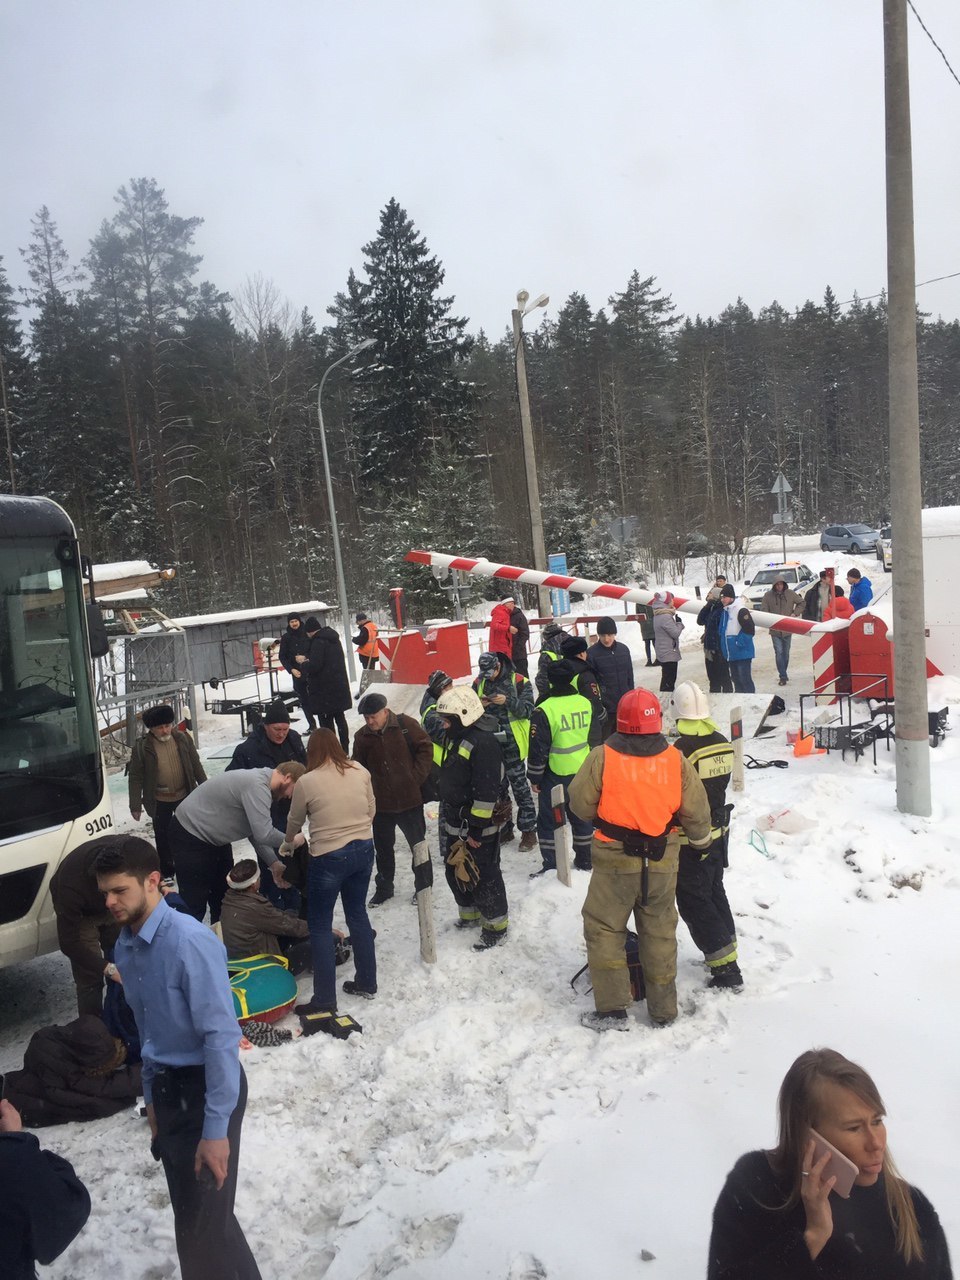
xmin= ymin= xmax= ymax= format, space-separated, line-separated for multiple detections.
xmin=730 ymin=706 xmax=744 ymax=793
xmin=551 ymin=783 xmax=573 ymax=887
xmin=412 ymin=840 xmax=436 ymax=964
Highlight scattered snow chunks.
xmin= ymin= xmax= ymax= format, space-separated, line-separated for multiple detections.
xmin=357 ymin=1213 xmax=461 ymax=1278
xmin=508 ymin=1254 xmax=548 ymax=1279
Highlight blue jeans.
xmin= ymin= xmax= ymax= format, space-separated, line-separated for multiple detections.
xmin=728 ymin=660 xmax=755 ymax=694
xmin=770 ymin=632 xmax=792 ymax=681
xmin=307 ymin=839 xmax=377 ymax=1009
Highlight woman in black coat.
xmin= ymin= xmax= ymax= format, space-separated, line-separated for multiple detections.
xmin=300 ymin=618 xmax=352 ymax=750
xmin=707 ymin=1048 xmax=952 ymax=1279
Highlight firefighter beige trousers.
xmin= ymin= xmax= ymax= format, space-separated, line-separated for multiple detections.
xmin=581 ymin=840 xmax=680 ymax=1024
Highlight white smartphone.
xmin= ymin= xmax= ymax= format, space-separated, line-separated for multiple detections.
xmin=809 ymin=1128 xmax=860 ymax=1199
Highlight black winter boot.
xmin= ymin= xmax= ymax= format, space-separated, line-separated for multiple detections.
xmin=708 ymin=961 xmax=744 ymax=991
xmin=368 ymin=885 xmax=394 ymax=906
xmin=500 ymin=823 xmax=516 ymax=844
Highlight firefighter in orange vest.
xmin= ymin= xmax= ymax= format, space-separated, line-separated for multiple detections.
xmin=353 ymin=612 xmax=380 ymax=671
xmin=569 ymin=687 xmax=712 ymax=1029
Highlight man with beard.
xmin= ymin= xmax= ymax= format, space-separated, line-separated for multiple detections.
xmin=95 ymin=836 xmax=260 ymax=1280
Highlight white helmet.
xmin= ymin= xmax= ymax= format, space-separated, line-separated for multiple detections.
xmin=436 ymin=686 xmax=485 ymax=727
xmin=672 ymin=681 xmax=711 ymax=721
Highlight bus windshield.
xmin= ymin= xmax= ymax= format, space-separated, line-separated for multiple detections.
xmin=0 ymin=537 xmax=103 ymax=840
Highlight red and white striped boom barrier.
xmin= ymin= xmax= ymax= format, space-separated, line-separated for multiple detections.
xmin=406 ymin=550 xmax=852 ymax=701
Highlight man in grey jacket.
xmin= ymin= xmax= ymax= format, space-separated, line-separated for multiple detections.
xmin=168 ymin=763 xmax=306 ymax=922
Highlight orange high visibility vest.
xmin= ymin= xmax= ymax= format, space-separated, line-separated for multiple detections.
xmin=359 ymin=621 xmax=379 ymax=658
xmin=596 ymin=744 xmax=682 ymax=842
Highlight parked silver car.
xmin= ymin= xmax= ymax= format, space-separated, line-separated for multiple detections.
xmin=819 ymin=523 xmax=881 ymax=554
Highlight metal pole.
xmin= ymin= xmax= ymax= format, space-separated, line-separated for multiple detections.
xmin=779 ymin=483 xmax=787 ymax=563
xmin=883 ymin=0 xmax=931 ymax=816
xmin=512 ymin=308 xmax=551 ymax=618
xmin=316 ymin=341 xmax=373 ymax=685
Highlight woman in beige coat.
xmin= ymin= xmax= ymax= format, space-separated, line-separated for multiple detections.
xmin=284 ymin=730 xmax=377 ymax=1014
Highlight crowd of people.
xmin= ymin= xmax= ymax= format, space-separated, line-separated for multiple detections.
xmin=6 ymin=570 xmax=931 ymax=1280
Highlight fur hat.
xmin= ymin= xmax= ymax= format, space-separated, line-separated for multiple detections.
xmin=263 ymin=701 xmax=290 ymax=725
xmin=142 ymin=704 xmax=175 ymax=729
xmin=560 ymin=635 xmax=588 ymax=658
xmin=597 ymin=616 xmax=617 ymax=636
xmin=546 ymin=658 xmax=578 ymax=686
xmin=357 ymin=692 xmax=388 ymax=715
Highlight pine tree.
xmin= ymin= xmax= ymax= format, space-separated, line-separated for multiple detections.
xmin=334 ymin=198 xmax=476 ymax=491
xmin=0 ymin=257 xmax=30 ymax=494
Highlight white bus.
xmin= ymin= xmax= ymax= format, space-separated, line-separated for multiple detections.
xmin=0 ymin=495 xmax=114 ymax=968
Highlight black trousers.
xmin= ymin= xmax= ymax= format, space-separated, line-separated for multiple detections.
xmin=372 ymin=806 xmax=427 ymax=890
xmin=169 ymin=817 xmax=233 ymax=923
xmin=152 ymin=799 xmax=181 ymax=878
xmin=293 ymin=676 xmax=314 ymax=727
xmin=658 ymin=661 xmax=678 ymax=692
xmin=152 ymin=1064 xmax=260 ymax=1280
xmin=441 ymin=815 xmax=508 ymax=936
xmin=704 ymin=650 xmax=733 ymax=694
xmin=675 ymin=842 xmax=737 ymax=965
xmin=317 ymin=710 xmax=349 ymax=750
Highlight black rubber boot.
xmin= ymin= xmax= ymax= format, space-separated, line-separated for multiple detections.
xmin=708 ymin=961 xmax=744 ymax=991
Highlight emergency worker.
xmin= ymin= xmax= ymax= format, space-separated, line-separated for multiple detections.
xmin=472 ymin=651 xmax=538 ymax=851
xmin=527 ymin=660 xmax=594 ymax=874
xmin=671 ymin=682 xmax=742 ymax=990
xmin=569 ymin=687 xmax=712 ymax=1029
xmin=534 ymin=622 xmax=566 ymax=699
xmin=353 ymin=612 xmax=380 ymax=673
xmin=559 ymin=634 xmax=606 ymax=745
xmin=435 ymin=686 xmax=509 ymax=950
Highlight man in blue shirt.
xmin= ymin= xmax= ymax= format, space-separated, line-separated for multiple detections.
xmin=95 ymin=835 xmax=260 ymax=1280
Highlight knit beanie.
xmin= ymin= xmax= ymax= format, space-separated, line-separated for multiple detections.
xmin=263 ymin=700 xmax=290 ymax=725
xmin=597 ymin=616 xmax=617 ymax=636
xmin=546 ymin=658 xmax=578 ymax=686
xmin=304 ymin=616 xmax=321 ymax=631
xmin=720 ymin=585 xmax=736 ymax=601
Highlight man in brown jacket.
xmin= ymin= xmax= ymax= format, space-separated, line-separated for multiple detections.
xmin=50 ymin=839 xmax=122 ymax=1016
xmin=759 ymin=576 xmax=804 ymax=686
xmin=128 ymin=705 xmax=206 ymax=877
xmin=352 ymin=693 xmax=434 ymax=906
xmin=569 ymin=687 xmax=712 ymax=1030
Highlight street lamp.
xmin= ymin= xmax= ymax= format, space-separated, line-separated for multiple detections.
xmin=316 ymin=336 xmax=375 ymax=684
xmin=511 ymin=289 xmax=551 ymax=618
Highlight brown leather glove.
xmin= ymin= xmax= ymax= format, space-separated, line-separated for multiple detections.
xmin=445 ymin=839 xmax=480 ymax=889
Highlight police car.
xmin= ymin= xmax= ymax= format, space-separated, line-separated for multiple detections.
xmin=743 ymin=562 xmax=817 ymax=609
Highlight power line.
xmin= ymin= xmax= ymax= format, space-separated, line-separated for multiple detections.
xmin=836 ymin=270 xmax=960 ymax=308
xmin=907 ymin=0 xmax=960 ymax=89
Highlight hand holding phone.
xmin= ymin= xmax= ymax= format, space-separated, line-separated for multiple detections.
xmin=809 ymin=1128 xmax=859 ymax=1199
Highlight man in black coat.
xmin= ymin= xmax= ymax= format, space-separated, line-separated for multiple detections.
xmin=509 ymin=604 xmax=531 ymax=676
xmin=50 ymin=839 xmax=121 ymax=1016
xmin=0 ymin=1099 xmax=91 ymax=1279
xmin=297 ymin=616 xmax=352 ymax=749
xmin=278 ymin=613 xmax=314 ymax=731
xmin=226 ymin=701 xmax=306 ymax=909
xmin=586 ymin=617 xmax=635 ymax=741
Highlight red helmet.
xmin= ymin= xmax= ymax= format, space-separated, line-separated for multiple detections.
xmin=616 ymin=688 xmax=662 ymax=735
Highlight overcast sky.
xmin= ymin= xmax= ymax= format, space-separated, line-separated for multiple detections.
xmin=4 ymin=1 xmax=960 ymax=339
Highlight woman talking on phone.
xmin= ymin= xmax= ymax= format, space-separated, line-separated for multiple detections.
xmin=707 ymin=1048 xmax=952 ymax=1279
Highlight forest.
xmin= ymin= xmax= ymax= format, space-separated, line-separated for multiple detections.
xmin=1 ymin=180 xmax=958 ymax=617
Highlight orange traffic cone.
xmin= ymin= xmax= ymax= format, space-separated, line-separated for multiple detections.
xmin=793 ymin=732 xmax=826 ymax=757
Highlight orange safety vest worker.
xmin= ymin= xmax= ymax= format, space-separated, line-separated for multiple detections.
xmin=358 ymin=621 xmax=379 ymax=659
xmin=595 ymin=744 xmax=682 ymax=843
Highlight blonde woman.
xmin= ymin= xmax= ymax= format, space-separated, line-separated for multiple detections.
xmin=707 ymin=1048 xmax=952 ymax=1278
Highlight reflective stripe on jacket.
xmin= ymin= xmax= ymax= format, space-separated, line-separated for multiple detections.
xmin=421 ymin=703 xmax=445 ymax=767
xmin=596 ymin=743 xmax=683 ymax=842
xmin=676 ymin=735 xmax=733 ymax=844
xmin=540 ymin=692 xmax=592 ymax=776
xmin=358 ymin=621 xmax=379 ymax=658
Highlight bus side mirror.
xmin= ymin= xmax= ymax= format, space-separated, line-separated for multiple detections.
xmin=86 ymin=602 xmax=110 ymax=659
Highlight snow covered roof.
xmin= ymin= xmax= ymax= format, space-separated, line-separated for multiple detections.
xmin=171 ymin=600 xmax=330 ymax=628
xmin=922 ymin=506 xmax=960 ymax=538
xmin=99 ymin=588 xmax=150 ymax=603
xmin=93 ymin=560 xmax=158 ymax=580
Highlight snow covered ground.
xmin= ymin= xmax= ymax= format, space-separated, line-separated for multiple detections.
xmin=2 ymin=545 xmax=957 ymax=1279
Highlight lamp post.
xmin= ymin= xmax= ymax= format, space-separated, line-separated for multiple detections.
xmin=317 ymin=337 xmax=375 ymax=684
xmin=512 ymin=290 xmax=551 ymax=618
